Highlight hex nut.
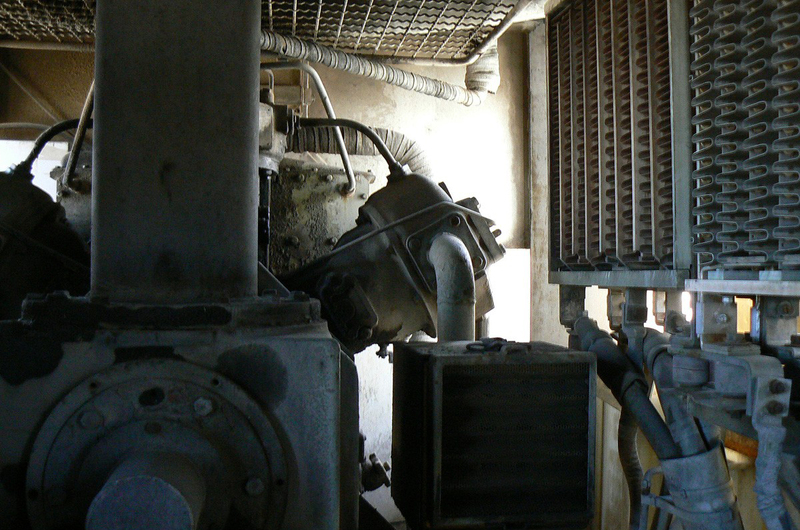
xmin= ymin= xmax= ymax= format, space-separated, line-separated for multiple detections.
xmin=766 ymin=401 xmax=786 ymax=415
xmin=769 ymin=380 xmax=788 ymax=395
xmin=193 ymin=397 xmax=214 ymax=417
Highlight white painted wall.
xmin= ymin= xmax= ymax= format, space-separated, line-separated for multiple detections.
xmin=0 ymin=140 xmax=66 ymax=198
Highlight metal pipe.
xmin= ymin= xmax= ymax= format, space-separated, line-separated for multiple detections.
xmin=62 ymin=79 xmax=94 ymax=189
xmin=297 ymin=117 xmax=407 ymax=178
xmin=428 ymin=233 xmax=475 ymax=342
xmin=261 ymin=61 xmax=356 ymax=195
xmin=92 ymin=0 xmax=261 ymax=303
xmin=260 ymin=31 xmax=492 ymax=106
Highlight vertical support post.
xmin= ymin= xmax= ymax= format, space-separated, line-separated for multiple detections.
xmin=92 ymin=0 xmax=261 ymax=304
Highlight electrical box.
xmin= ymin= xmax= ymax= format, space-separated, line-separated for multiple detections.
xmin=392 ymin=341 xmax=596 ymax=529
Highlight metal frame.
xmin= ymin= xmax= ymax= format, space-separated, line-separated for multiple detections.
xmin=550 ymin=269 xmax=689 ymax=290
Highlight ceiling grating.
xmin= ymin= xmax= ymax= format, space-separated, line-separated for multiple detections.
xmin=0 ymin=0 xmax=517 ymax=61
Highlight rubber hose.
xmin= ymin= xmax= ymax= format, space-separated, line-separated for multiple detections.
xmin=619 ymin=407 xmax=643 ymax=530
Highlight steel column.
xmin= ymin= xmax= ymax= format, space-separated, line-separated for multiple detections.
xmin=92 ymin=0 xmax=261 ymax=303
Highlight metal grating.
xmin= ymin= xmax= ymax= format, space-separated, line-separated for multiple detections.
xmin=391 ymin=342 xmax=595 ymax=530
xmin=440 ymin=362 xmax=592 ymax=520
xmin=0 ymin=0 xmax=517 ymax=61
xmin=547 ymin=0 xmax=678 ymax=275
xmin=690 ymin=0 xmax=800 ymax=269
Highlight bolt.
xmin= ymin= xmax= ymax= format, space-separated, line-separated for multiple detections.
xmin=770 ymin=380 xmax=788 ymax=394
xmin=359 ymin=193 xmax=368 ymax=200
xmin=473 ymin=255 xmax=485 ymax=269
xmin=322 ymin=174 xmax=334 ymax=182
xmin=714 ymin=313 xmax=730 ymax=324
xmin=285 ymin=235 xmax=300 ymax=247
xmin=78 ymin=410 xmax=104 ymax=430
xmin=245 ymin=477 xmax=265 ymax=497
xmin=326 ymin=237 xmax=337 ymax=246
xmin=193 ymin=397 xmax=214 ymax=417
xmin=778 ymin=301 xmax=795 ymax=317
xmin=766 ymin=401 xmax=786 ymax=415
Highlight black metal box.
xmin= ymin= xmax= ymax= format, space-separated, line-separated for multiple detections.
xmin=392 ymin=341 xmax=596 ymax=529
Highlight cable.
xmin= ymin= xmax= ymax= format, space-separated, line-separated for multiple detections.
xmin=8 ymin=118 xmax=91 ymax=180
xmin=261 ymin=62 xmax=356 ymax=195
xmin=296 ymin=117 xmax=407 ymax=179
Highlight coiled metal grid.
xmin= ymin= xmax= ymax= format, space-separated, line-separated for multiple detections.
xmin=0 ymin=0 xmax=516 ymax=61
xmin=547 ymin=0 xmax=676 ymax=273
xmin=773 ymin=0 xmax=800 ymax=263
xmin=690 ymin=0 xmax=800 ymax=268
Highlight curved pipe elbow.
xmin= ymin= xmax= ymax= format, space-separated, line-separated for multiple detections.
xmin=428 ymin=233 xmax=475 ymax=342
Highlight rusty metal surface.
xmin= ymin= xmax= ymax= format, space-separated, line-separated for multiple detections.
xmin=0 ymin=0 xmax=517 ymax=61
xmin=268 ymin=158 xmax=372 ymax=277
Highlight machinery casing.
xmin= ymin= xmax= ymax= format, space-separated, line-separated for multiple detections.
xmin=0 ymin=294 xmax=359 ymax=530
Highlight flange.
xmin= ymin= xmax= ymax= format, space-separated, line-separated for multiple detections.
xmin=26 ymin=359 xmax=288 ymax=530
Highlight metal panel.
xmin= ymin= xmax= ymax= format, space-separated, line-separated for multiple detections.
xmin=546 ymin=0 xmax=690 ymax=288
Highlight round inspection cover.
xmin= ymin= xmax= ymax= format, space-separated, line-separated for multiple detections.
xmin=26 ymin=359 xmax=288 ymax=530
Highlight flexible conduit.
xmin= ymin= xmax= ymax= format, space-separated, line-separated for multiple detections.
xmin=261 ymin=31 xmax=498 ymax=107
xmin=287 ymin=125 xmax=434 ymax=178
